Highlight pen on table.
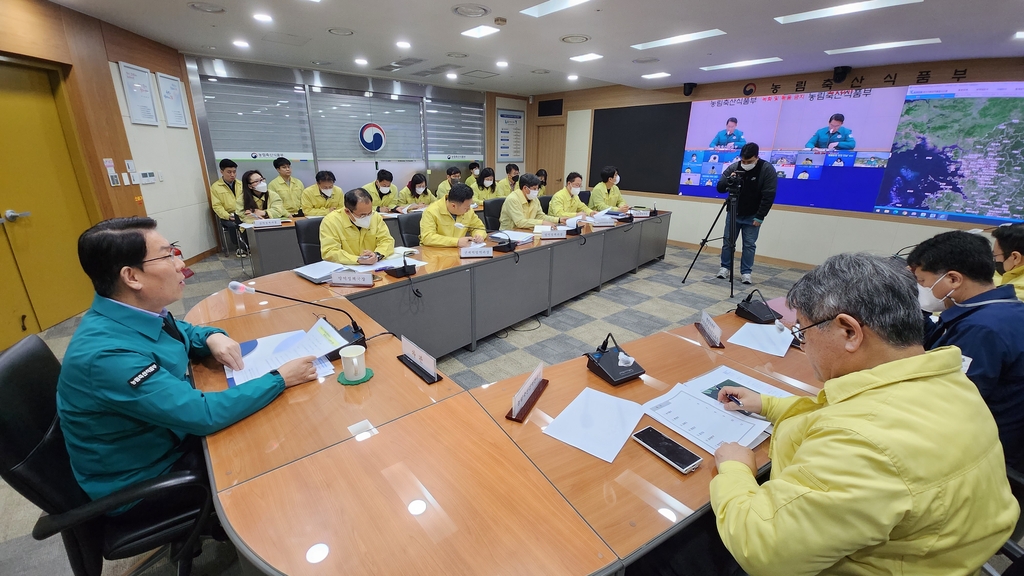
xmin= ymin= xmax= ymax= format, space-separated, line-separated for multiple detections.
xmin=725 ymin=394 xmax=754 ymax=417
xmin=372 ymin=265 xmax=394 ymax=272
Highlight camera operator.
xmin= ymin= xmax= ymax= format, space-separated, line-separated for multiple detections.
xmin=716 ymin=143 xmax=777 ymax=284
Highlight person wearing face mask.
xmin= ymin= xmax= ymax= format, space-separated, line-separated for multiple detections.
xmin=908 ymin=231 xmax=1024 ymax=468
xmin=992 ymin=223 xmax=1024 ymax=301
xmin=268 ymin=157 xmax=304 ymax=217
xmin=588 ymin=165 xmax=629 ymax=212
xmin=301 ymin=171 xmax=344 ymax=216
xmin=319 ymin=188 xmax=395 ymax=265
xmin=495 ymin=163 xmax=520 ymax=198
xmin=236 ymin=170 xmax=288 ymax=223
xmin=210 ymin=159 xmax=245 ymax=256
xmin=535 ymin=168 xmax=549 ymax=196
xmin=464 ymin=162 xmax=481 ymax=189
xmin=396 ymin=173 xmax=436 ymax=212
xmin=436 ymin=167 xmax=462 ymax=199
xmin=806 ymin=113 xmax=856 ymax=151
xmin=548 ymin=172 xmax=595 ymax=218
xmin=419 ymin=183 xmax=488 ymax=248
xmin=471 ymin=167 xmax=499 ymax=203
xmin=361 ymin=169 xmax=399 ymax=213
xmin=499 ymin=173 xmax=567 ymax=230
xmin=715 ymin=143 xmax=777 ymax=285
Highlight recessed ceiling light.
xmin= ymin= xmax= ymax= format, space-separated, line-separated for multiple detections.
xmin=630 ymin=29 xmax=726 ymax=50
xmin=633 ymin=57 xmax=660 ymax=64
xmin=567 ymin=75 xmax=578 ymax=80
xmin=232 ymin=40 xmax=249 ymax=48
xmin=700 ymin=57 xmax=782 ymax=71
xmin=396 ymin=41 xmax=411 ymax=48
xmin=447 ymin=73 xmax=458 ymax=79
xmin=570 ymin=53 xmax=602 ymax=62
xmin=447 ymin=52 xmax=469 ymax=58
xmin=1016 ymin=31 xmax=1024 ymax=39
xmin=531 ymin=69 xmax=550 ymax=74
xmin=462 ymin=25 xmax=500 ymax=38
xmin=775 ymin=0 xmax=923 ymax=24
xmin=824 ymin=37 xmax=940 ymax=54
xmin=451 ymin=3 xmax=491 ymax=17
xmin=187 ymin=2 xmax=225 ymax=13
xmin=521 ymin=0 xmax=590 ymax=18
xmin=354 ymin=58 xmax=368 ymax=65
xmin=560 ymin=34 xmax=590 ymax=44
xmin=496 ymin=61 xmax=509 ymax=67
xmin=311 ymin=61 xmax=331 ymax=65
xmin=642 ymin=72 xmax=671 ymax=79
xmin=253 ymin=13 xmax=272 ymax=22
xmin=327 ymin=28 xmax=354 ymax=36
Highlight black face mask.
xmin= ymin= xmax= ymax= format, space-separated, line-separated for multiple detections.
xmin=511 ymin=175 xmax=519 ymax=184
xmin=995 ymin=259 xmax=1007 ymax=276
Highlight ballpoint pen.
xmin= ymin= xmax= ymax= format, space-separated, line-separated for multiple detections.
xmin=725 ymin=393 xmax=754 ymax=417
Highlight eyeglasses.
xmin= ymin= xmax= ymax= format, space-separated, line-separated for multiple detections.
xmin=140 ymin=242 xmax=183 ymax=266
xmin=790 ymin=317 xmax=833 ymax=344
xmin=249 ymin=177 xmax=265 ymax=185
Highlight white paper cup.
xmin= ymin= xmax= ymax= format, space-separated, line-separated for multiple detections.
xmin=340 ymin=345 xmax=366 ymax=381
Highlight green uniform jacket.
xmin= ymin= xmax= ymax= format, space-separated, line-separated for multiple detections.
xmin=363 ymin=181 xmax=399 ymax=211
xmin=267 ymin=175 xmax=304 ymax=215
xmin=57 ymin=295 xmax=285 ymax=501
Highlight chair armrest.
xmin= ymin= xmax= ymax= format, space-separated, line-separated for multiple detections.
xmin=1002 ymin=538 xmax=1024 ymax=562
xmin=32 ymin=471 xmax=210 ymax=541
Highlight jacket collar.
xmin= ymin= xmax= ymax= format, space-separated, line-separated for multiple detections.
xmin=513 ymin=187 xmax=529 ymax=205
xmin=938 ymin=284 xmax=1018 ymax=323
xmin=91 ymin=294 xmax=164 ymax=342
xmin=1001 ymin=265 xmax=1024 ymax=286
xmin=823 ymin=346 xmax=962 ymax=405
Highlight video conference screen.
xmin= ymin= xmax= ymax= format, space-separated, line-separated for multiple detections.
xmin=679 ymin=82 xmax=1024 ymax=225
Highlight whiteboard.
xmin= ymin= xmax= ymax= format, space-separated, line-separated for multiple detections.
xmin=118 ymin=62 xmax=159 ymax=126
xmin=156 ymin=72 xmax=188 ymax=128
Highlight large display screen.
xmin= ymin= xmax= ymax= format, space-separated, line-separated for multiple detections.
xmin=679 ymin=82 xmax=1024 ymax=225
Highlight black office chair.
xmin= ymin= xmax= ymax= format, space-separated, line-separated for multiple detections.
xmin=0 ymin=335 xmax=213 ymax=576
xmin=295 ymin=217 xmax=324 ymax=265
xmin=538 ymin=195 xmax=552 ymax=215
xmin=483 ymin=198 xmax=504 ymax=231
xmin=578 ymin=190 xmax=591 ymax=208
xmin=397 ymin=212 xmax=422 ymax=247
xmin=983 ymin=467 xmax=1024 ymax=576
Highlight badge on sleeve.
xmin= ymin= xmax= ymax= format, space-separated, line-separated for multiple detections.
xmin=128 ymin=363 xmax=159 ymax=387
xmin=961 ymin=355 xmax=973 ymax=373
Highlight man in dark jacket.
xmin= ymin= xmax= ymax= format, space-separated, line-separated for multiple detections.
xmin=716 ymin=142 xmax=777 ymax=284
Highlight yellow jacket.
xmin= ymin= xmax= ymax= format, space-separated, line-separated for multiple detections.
xmin=464 ymin=173 xmax=477 ymax=189
xmin=419 ymin=198 xmax=486 ymax=247
xmin=319 ymin=210 xmax=394 ymax=265
xmin=711 ymin=347 xmax=1017 ymax=576
xmin=495 ymin=177 xmax=514 ymax=198
xmin=436 ymin=179 xmax=453 ymax=199
xmin=396 ymin=186 xmax=436 ymax=208
xmin=997 ymin=266 xmax=1024 ymax=302
xmin=499 ymin=188 xmax=558 ymax=230
xmin=472 ymin=182 xmax=500 ymax=203
xmin=234 ymin=191 xmax=288 ymax=223
xmin=588 ymin=182 xmax=626 ymax=211
xmin=210 ymin=178 xmax=240 ymax=221
xmin=267 ymin=175 xmax=304 ymax=215
xmin=301 ymin=185 xmax=344 ymax=216
xmin=362 ymin=181 xmax=399 ymax=211
xmin=548 ymin=188 xmax=591 ymax=217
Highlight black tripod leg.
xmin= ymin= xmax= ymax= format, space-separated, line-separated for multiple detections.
xmin=681 ymin=199 xmax=729 ymax=284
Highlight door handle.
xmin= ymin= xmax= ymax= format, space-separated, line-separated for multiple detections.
xmin=4 ymin=210 xmax=31 ymax=222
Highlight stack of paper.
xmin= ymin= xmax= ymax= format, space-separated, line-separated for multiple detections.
xmin=345 ymin=255 xmax=427 ymax=273
xmin=294 ymin=260 xmax=346 ymax=283
xmin=490 ymin=230 xmax=534 ymax=245
xmin=544 ymin=387 xmax=645 ymax=463
xmin=225 ymin=318 xmax=345 ymax=386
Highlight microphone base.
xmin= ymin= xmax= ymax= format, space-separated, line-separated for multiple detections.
xmin=584 ymin=346 xmax=645 ymax=386
xmin=566 ymin=226 xmax=582 ymax=236
xmin=616 ymin=214 xmax=634 ymax=224
xmin=385 ymin=264 xmax=417 ymax=278
xmin=493 ymin=242 xmax=516 ymax=253
xmin=736 ymin=300 xmax=782 ymax=324
xmin=325 ymin=323 xmax=367 ymax=361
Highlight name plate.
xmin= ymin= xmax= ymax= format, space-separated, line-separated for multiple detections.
xmin=505 ymin=362 xmax=549 ymax=423
xmin=460 ymin=246 xmax=493 ymax=258
xmin=330 ymin=271 xmax=374 ymax=287
xmin=630 ymin=210 xmax=651 ymax=218
xmin=540 ymin=229 xmax=567 ymax=239
xmin=697 ymin=309 xmax=724 ymax=348
xmin=591 ymin=217 xmax=616 ymax=227
xmin=402 ymin=336 xmax=437 ymax=380
xmin=252 ymin=218 xmax=283 ymax=228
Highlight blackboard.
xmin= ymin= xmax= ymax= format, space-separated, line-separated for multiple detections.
xmin=589 ymin=102 xmax=691 ymax=194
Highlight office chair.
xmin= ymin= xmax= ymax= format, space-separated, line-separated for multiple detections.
xmin=397 ymin=212 xmax=422 ymax=248
xmin=295 ymin=217 xmax=324 ymax=265
xmin=0 ymin=335 xmax=214 ymax=576
xmin=483 ymin=198 xmax=504 ymax=231
xmin=982 ymin=467 xmax=1024 ymax=576
xmin=538 ymin=195 xmax=552 ymax=215
xmin=578 ymin=190 xmax=591 ymax=208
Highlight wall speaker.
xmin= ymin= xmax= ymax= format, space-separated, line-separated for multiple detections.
xmin=833 ymin=66 xmax=852 ymax=84
xmin=683 ymin=83 xmax=697 ymax=97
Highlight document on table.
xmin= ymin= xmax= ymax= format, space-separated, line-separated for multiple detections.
xmin=344 ymin=255 xmax=427 ymax=273
xmin=727 ymin=321 xmax=796 ymax=358
xmin=543 ymin=387 xmax=645 ymax=463
xmin=225 ymin=318 xmax=342 ymax=386
xmin=642 ymin=366 xmax=791 ymax=455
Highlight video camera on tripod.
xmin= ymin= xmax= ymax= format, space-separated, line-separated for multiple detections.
xmin=724 ymin=171 xmax=743 ymax=195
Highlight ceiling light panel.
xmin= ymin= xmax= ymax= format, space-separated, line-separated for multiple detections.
xmin=824 ymin=37 xmax=940 ymax=54
xmin=521 ymin=0 xmax=590 ymax=17
xmin=631 ymin=29 xmax=725 ymax=50
xmin=570 ymin=53 xmax=603 ymax=62
xmin=461 ymin=25 xmax=500 ymax=38
xmin=775 ymin=0 xmax=923 ymax=24
xmin=700 ymin=57 xmax=782 ymax=71
xmin=642 ymin=72 xmax=671 ymax=79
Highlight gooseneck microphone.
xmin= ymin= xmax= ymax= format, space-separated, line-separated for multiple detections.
xmin=227 ymin=281 xmax=367 ymax=350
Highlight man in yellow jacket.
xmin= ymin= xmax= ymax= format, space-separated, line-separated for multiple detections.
xmin=209 ymin=159 xmax=244 ymax=256
xmin=548 ymin=171 xmax=596 ymax=218
xmin=710 ymin=253 xmax=1017 ymax=576
xmin=435 ymin=166 xmax=461 ymax=199
xmin=301 ymin=171 xmax=344 ymax=216
xmin=267 ymin=157 xmax=304 ymax=216
xmin=993 ymin=223 xmax=1024 ymax=301
xmin=495 ymin=163 xmax=519 ymax=198
xmin=319 ymin=188 xmax=394 ymax=265
xmin=362 ymin=169 xmax=399 ymax=213
xmin=419 ymin=184 xmax=487 ymax=248
xmin=589 ymin=165 xmax=629 ymax=212
xmin=499 ymin=173 xmax=568 ymax=230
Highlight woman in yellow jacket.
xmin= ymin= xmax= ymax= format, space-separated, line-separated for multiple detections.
xmin=319 ymin=188 xmax=394 ymax=265
xmin=396 ymin=173 xmax=436 ymax=212
xmin=235 ymin=170 xmax=288 ymax=223
xmin=471 ymin=167 xmax=499 ymax=203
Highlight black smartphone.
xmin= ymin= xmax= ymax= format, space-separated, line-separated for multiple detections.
xmin=632 ymin=426 xmax=703 ymax=474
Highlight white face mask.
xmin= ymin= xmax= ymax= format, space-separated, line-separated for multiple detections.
xmin=918 ymin=273 xmax=953 ymax=313
xmin=378 ymin=184 xmax=391 ymax=195
xmin=613 ymin=175 xmax=620 ymax=185
xmin=483 ymin=179 xmax=493 ymax=187
xmin=472 ymin=169 xmax=480 ymax=176
xmin=570 ymin=186 xmax=581 ymax=196
xmin=527 ymin=188 xmax=539 ymax=200
xmin=351 ymin=214 xmax=372 ymax=229
xmin=320 ymin=186 xmax=334 ymax=198
xmin=740 ymin=160 xmax=757 ymax=171
xmin=415 ymin=186 xmax=426 ymax=194
xmin=254 ymin=181 xmax=268 ymax=193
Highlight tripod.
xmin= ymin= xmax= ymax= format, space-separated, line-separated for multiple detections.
xmin=682 ymin=186 xmax=740 ymax=298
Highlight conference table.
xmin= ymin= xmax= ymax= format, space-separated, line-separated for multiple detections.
xmin=188 ymin=220 xmax=819 ymax=575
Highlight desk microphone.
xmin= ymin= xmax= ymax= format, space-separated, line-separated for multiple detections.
xmin=227 ymin=281 xmax=367 ymax=353
xmin=384 ymin=252 xmax=416 ymax=278
xmin=735 ymin=288 xmax=782 ymax=324
xmin=460 ymin=224 xmax=516 ymax=253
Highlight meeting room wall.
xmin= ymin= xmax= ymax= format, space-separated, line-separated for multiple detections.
xmin=530 ymin=57 xmax=1024 ymax=267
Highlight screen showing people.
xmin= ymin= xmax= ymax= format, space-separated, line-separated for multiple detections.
xmin=679 ymin=82 xmax=1024 ymax=225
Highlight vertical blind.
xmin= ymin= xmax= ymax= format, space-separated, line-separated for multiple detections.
xmin=200 ymin=78 xmax=312 ymax=155
xmin=425 ymin=100 xmax=484 ymax=160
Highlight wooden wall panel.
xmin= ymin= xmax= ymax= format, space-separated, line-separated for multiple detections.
xmin=101 ymin=22 xmax=181 ymax=77
xmin=0 ymin=0 xmax=71 ymax=64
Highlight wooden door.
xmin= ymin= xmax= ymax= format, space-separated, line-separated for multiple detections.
xmin=0 ymin=63 xmax=94 ymax=335
xmin=0 ymin=227 xmax=40 ymax=350
xmin=536 ymin=124 xmax=566 ymax=191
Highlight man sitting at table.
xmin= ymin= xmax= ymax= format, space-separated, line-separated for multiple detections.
xmin=58 ymin=217 xmax=317 ymax=515
xmin=362 ymin=169 xmax=399 ymax=213
xmin=320 ymin=187 xmax=395 ymax=265
xmin=420 ymin=183 xmax=487 ymax=248
xmin=498 ymin=173 xmax=567 ymax=230
xmin=548 ymin=171 xmax=595 ymax=219
xmin=301 ymin=171 xmax=344 ymax=216
xmin=711 ymin=253 xmax=1017 ymax=576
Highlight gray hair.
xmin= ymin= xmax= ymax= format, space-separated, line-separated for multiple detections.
xmin=786 ymin=253 xmax=923 ymax=348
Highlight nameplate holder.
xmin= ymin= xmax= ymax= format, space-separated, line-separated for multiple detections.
xmin=630 ymin=210 xmax=651 ymax=218
xmin=398 ymin=336 xmax=441 ymax=384
xmin=460 ymin=246 xmax=493 ymax=258
xmin=330 ymin=271 xmax=374 ymax=287
xmin=591 ymin=217 xmax=615 ymax=227
xmin=252 ymin=218 xmax=283 ymax=228
xmin=696 ymin=309 xmax=724 ymax=349
xmin=506 ymin=363 xmax=548 ymax=423
xmin=540 ymin=229 xmax=567 ymax=240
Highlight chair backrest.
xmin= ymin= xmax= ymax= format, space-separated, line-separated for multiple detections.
xmin=295 ymin=217 xmax=324 ymax=265
xmin=578 ymin=190 xmax=591 ymax=207
xmin=0 ymin=335 xmax=90 ymax=515
xmin=483 ymin=198 xmax=504 ymax=231
xmin=397 ymin=212 xmax=422 ymax=247
xmin=538 ymin=195 xmax=552 ymax=215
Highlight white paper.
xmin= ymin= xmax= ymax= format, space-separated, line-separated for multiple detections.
xmin=118 ymin=62 xmax=159 ymax=126
xmin=544 ymin=388 xmax=645 ymax=463
xmin=226 ymin=318 xmax=345 ymax=385
xmin=402 ymin=336 xmax=436 ymax=379
xmin=644 ymin=385 xmax=770 ymax=456
xmin=566 ymin=216 xmax=582 ymax=229
xmin=727 ymin=322 xmax=795 ymax=357
xmin=345 ymin=256 xmax=427 ymax=273
xmin=490 ymin=230 xmax=534 ymax=244
xmin=225 ymin=325 xmax=339 ymax=386
xmin=156 ymin=72 xmax=188 ymax=128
